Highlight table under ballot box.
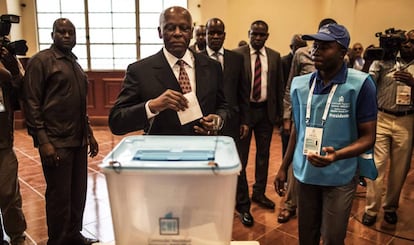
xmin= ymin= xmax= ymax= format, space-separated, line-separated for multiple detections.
xmin=100 ymin=135 xmax=241 ymax=245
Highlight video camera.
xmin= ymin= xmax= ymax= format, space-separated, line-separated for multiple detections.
xmin=364 ymin=28 xmax=407 ymax=61
xmin=0 ymin=14 xmax=28 ymax=56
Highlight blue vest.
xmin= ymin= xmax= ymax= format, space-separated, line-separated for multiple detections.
xmin=291 ymin=69 xmax=377 ymax=186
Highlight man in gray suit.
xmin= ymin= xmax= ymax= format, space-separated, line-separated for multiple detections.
xmin=233 ymin=20 xmax=284 ymax=210
xmin=109 ymin=6 xmax=228 ymax=136
xmin=203 ymin=18 xmax=252 ymax=226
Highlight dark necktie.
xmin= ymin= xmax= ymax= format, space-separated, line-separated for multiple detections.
xmin=253 ymin=51 xmax=262 ymax=101
xmin=177 ymin=60 xmax=191 ymax=94
xmin=212 ymin=52 xmax=223 ymax=69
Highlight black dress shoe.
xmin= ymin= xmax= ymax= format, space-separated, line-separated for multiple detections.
xmin=239 ymin=212 xmax=254 ymax=227
xmin=252 ymin=194 xmax=275 ymax=209
xmin=362 ymin=212 xmax=377 ymax=226
xmin=72 ymin=235 xmax=99 ymax=245
xmin=277 ymin=208 xmax=296 ymax=223
xmin=384 ymin=211 xmax=398 ymax=224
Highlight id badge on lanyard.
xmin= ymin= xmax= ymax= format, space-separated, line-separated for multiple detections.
xmin=302 ymin=79 xmax=338 ymax=155
xmin=303 ymin=127 xmax=323 ymax=155
xmin=396 ymin=83 xmax=411 ymax=105
xmin=0 ymin=87 xmax=5 ymax=112
xmin=395 ymin=61 xmax=412 ymax=105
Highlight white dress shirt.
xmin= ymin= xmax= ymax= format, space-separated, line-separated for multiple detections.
xmin=145 ymin=48 xmax=196 ymax=118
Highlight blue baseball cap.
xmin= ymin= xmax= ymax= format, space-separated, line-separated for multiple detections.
xmin=302 ymin=23 xmax=350 ymax=49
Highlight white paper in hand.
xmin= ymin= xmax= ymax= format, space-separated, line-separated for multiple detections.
xmin=177 ymin=91 xmax=203 ymax=125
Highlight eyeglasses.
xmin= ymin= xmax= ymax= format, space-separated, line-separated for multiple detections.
xmin=353 ymin=47 xmax=363 ymax=51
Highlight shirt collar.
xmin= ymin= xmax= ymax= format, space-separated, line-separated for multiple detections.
xmin=309 ymin=63 xmax=348 ymax=93
xmin=51 ymin=44 xmax=77 ymax=60
xmin=313 ymin=62 xmax=348 ymax=86
xmin=206 ymin=46 xmax=224 ymax=57
xmin=249 ymin=45 xmax=266 ymax=56
xmin=163 ymin=48 xmax=194 ymax=68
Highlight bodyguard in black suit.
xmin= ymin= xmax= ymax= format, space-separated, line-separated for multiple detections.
xmin=233 ymin=20 xmax=284 ymax=210
xmin=109 ymin=6 xmax=228 ymax=136
xmin=203 ymin=18 xmax=252 ymax=226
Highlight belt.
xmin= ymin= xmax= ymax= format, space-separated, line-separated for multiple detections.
xmin=250 ymin=101 xmax=267 ymax=108
xmin=378 ymin=108 xmax=414 ymax=117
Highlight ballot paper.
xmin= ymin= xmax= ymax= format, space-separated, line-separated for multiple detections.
xmin=177 ymin=91 xmax=203 ymax=125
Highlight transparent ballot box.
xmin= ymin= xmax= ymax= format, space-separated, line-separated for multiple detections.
xmin=100 ymin=135 xmax=241 ymax=245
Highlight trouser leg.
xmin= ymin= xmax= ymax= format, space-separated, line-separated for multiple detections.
xmin=297 ymin=182 xmax=322 ymax=245
xmin=43 ymin=147 xmax=87 ymax=245
xmin=0 ymin=148 xmax=26 ymax=242
xmin=284 ymin=165 xmax=298 ymax=211
xmin=236 ymin=131 xmax=252 ymax=212
xmin=66 ymin=146 xmax=88 ymax=240
xmin=252 ymin=110 xmax=273 ymax=195
xmin=383 ymin=114 xmax=414 ymax=212
xmin=320 ymin=177 xmax=357 ymax=245
xmin=365 ymin=114 xmax=390 ymax=216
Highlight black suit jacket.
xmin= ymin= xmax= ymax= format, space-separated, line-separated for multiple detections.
xmin=201 ymin=49 xmax=250 ymax=139
xmin=109 ymin=49 xmax=228 ymax=135
xmin=233 ymin=45 xmax=284 ymax=126
xmin=281 ymin=52 xmax=293 ymax=90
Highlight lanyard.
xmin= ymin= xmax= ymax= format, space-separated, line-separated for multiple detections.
xmin=305 ymin=78 xmax=338 ymax=126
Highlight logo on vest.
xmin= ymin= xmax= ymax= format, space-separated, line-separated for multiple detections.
xmin=329 ymin=96 xmax=350 ymax=119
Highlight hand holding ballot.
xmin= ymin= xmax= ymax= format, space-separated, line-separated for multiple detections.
xmin=148 ymin=89 xmax=189 ymax=113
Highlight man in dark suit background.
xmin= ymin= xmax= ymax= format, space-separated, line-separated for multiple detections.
xmin=189 ymin=25 xmax=206 ymax=53
xmin=280 ymin=34 xmax=307 ymax=156
xmin=233 ymin=20 xmax=284 ymax=210
xmin=109 ymin=6 xmax=227 ymax=136
xmin=202 ymin=18 xmax=252 ymax=226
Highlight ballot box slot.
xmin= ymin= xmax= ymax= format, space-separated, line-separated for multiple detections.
xmin=133 ymin=149 xmax=215 ymax=161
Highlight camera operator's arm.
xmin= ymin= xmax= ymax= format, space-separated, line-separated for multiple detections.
xmin=1 ymin=47 xmax=24 ymax=111
xmin=0 ymin=62 xmax=12 ymax=84
xmin=367 ymin=60 xmax=381 ymax=83
xmin=0 ymin=50 xmax=12 ymax=86
xmin=0 ymin=47 xmax=24 ymax=88
xmin=362 ymin=45 xmax=376 ymax=73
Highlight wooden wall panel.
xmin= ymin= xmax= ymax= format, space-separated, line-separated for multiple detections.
xmin=104 ymin=80 xmax=123 ymax=109
xmin=86 ymin=71 xmax=124 ymax=126
xmin=87 ymin=78 xmax=96 ymax=109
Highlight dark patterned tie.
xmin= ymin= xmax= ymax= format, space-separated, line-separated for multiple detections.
xmin=253 ymin=51 xmax=262 ymax=101
xmin=212 ymin=52 xmax=223 ymax=69
xmin=177 ymin=60 xmax=191 ymax=93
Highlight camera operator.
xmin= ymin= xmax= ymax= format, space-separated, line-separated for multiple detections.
xmin=363 ymin=29 xmax=414 ymax=227
xmin=0 ymin=46 xmax=27 ymax=245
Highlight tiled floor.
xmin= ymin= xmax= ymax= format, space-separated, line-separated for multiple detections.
xmin=10 ymin=126 xmax=414 ymax=245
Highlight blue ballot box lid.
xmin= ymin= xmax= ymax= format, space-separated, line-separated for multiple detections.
xmin=100 ymin=135 xmax=241 ymax=175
